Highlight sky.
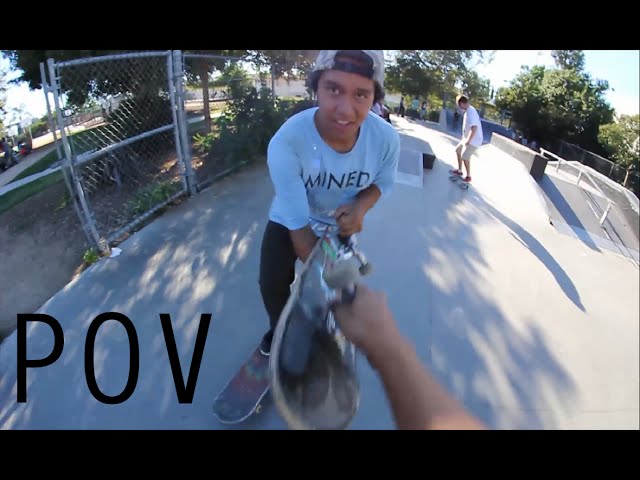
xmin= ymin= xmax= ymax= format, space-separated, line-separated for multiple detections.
xmin=1 ymin=50 xmax=639 ymax=130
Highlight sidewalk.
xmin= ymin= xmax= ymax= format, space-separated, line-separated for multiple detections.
xmin=0 ymin=144 xmax=57 ymax=189
xmin=1 ymin=116 xmax=637 ymax=429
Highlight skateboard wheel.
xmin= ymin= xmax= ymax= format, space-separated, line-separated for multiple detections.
xmin=359 ymin=263 xmax=373 ymax=276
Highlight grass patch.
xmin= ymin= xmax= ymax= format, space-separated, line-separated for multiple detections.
xmin=0 ymin=171 xmax=64 ymax=215
xmin=10 ymin=126 xmax=110 ymax=183
xmin=126 ymin=180 xmax=183 ymax=217
xmin=11 ymin=149 xmax=61 ymax=182
xmin=83 ymin=248 xmax=100 ymax=265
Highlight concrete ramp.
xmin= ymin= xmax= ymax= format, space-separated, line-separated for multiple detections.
xmin=537 ymin=163 xmax=639 ymax=263
xmin=396 ymin=149 xmax=423 ymax=188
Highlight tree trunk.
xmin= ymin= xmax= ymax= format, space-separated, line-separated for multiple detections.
xmin=199 ymin=60 xmax=212 ymax=133
xmin=271 ymin=63 xmax=276 ymax=104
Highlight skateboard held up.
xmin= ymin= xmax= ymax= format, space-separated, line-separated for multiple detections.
xmin=270 ymin=226 xmax=371 ymax=430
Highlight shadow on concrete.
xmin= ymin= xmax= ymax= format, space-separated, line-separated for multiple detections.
xmin=0 ymin=164 xmax=286 ymax=429
xmin=468 ymin=187 xmax=586 ymax=313
xmin=420 ymin=197 xmax=578 ymax=428
xmin=357 ymin=166 xmax=578 ymax=429
xmin=538 ymin=175 xmax=601 ymax=252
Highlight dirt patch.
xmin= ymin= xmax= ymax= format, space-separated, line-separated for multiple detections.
xmin=0 ymin=180 xmax=91 ymax=340
xmin=191 ymin=145 xmax=261 ymax=189
xmin=0 ymin=136 xmax=250 ymax=343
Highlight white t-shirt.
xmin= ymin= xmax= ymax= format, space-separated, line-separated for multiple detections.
xmin=463 ymin=105 xmax=484 ymax=147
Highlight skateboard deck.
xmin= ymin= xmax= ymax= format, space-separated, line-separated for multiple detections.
xmin=449 ymin=173 xmax=471 ymax=189
xmin=212 ymin=345 xmax=270 ymax=424
xmin=269 ymin=229 xmax=365 ymax=430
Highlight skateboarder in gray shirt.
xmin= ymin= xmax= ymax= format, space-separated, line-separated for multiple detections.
xmin=258 ymin=50 xmax=401 ymax=356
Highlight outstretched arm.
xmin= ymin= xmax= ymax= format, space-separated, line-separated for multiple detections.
xmin=370 ymin=334 xmax=485 ymax=430
xmin=332 ymin=284 xmax=486 ymax=430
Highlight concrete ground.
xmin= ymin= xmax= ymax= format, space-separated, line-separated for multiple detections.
xmin=1 ymin=116 xmax=638 ymax=430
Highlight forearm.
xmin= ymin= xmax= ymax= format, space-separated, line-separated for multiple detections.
xmin=370 ymin=337 xmax=485 ymax=430
xmin=355 ymin=184 xmax=382 ymax=214
xmin=289 ymin=225 xmax=318 ymax=263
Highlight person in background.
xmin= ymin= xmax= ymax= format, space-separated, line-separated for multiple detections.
xmin=449 ymin=94 xmax=484 ymax=185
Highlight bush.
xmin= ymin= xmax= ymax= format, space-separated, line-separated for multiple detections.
xmin=427 ymin=110 xmax=439 ymax=122
xmin=287 ymin=99 xmax=316 ymax=116
xmin=198 ymin=86 xmax=315 ymax=168
xmin=30 ymin=118 xmax=50 ymax=139
xmin=405 ymin=108 xmax=421 ymax=119
xmin=211 ymin=86 xmax=287 ymax=167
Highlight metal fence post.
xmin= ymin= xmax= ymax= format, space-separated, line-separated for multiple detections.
xmin=166 ymin=51 xmax=189 ymax=196
xmin=47 ymin=58 xmax=107 ymax=254
xmin=39 ymin=61 xmax=89 ymax=248
xmin=39 ymin=62 xmax=64 ymax=166
xmin=172 ymin=50 xmax=197 ymax=197
xmin=599 ymin=203 xmax=613 ymax=227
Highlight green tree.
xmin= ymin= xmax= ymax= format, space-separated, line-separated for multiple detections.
xmin=182 ymin=50 xmax=249 ymax=133
xmin=1 ymin=50 xmax=128 ymax=90
xmin=385 ymin=50 xmax=493 ymax=101
xmin=495 ymin=66 xmax=547 ymax=136
xmin=246 ymin=50 xmax=316 ymax=80
xmin=495 ymin=55 xmax=614 ymax=152
xmin=459 ymin=69 xmax=491 ymax=103
xmin=551 ymin=50 xmax=586 ymax=71
xmin=1 ymin=49 xmax=312 ymax=131
xmin=599 ymin=114 xmax=640 ymax=177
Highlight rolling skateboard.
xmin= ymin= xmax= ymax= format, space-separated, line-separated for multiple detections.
xmin=212 ymin=344 xmax=270 ymax=424
xmin=449 ymin=170 xmax=471 ymax=189
xmin=269 ymin=224 xmax=371 ymax=430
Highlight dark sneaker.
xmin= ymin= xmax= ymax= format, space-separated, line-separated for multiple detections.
xmin=260 ymin=330 xmax=273 ymax=356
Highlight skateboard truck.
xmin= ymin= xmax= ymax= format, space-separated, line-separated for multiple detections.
xmin=323 ymin=235 xmax=372 ymax=304
xmin=337 ymin=234 xmax=372 ymax=276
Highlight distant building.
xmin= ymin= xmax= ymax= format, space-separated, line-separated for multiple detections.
xmin=252 ymin=76 xmax=309 ymax=98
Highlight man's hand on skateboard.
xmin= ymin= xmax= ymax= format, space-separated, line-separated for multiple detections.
xmin=335 ymin=203 xmax=365 ymax=237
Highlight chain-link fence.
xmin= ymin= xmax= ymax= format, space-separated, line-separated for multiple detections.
xmin=43 ymin=51 xmax=193 ymax=252
xmin=546 ymin=138 xmax=639 ymax=197
xmin=542 ymin=144 xmax=640 ymax=245
xmin=38 ymin=50 xmax=318 ymax=254
xmin=1 ymin=50 xmax=361 ymax=340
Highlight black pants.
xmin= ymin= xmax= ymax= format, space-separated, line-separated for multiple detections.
xmin=259 ymin=221 xmax=299 ymax=334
